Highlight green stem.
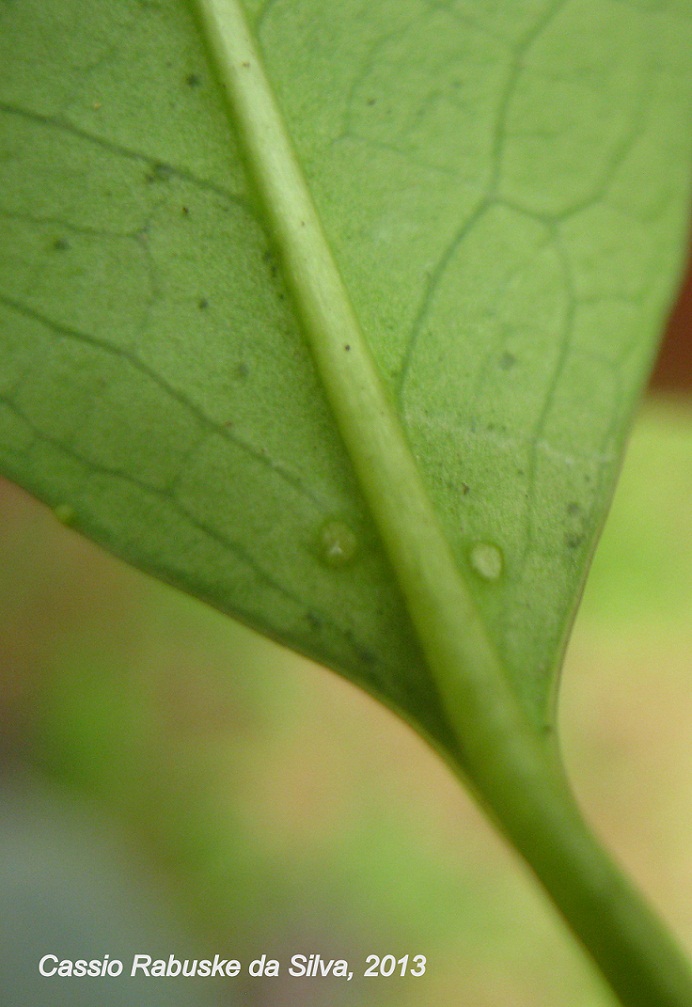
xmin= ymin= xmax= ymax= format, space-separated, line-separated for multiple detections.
xmin=469 ymin=753 xmax=692 ymax=1007
xmin=195 ymin=1 xmax=692 ymax=1003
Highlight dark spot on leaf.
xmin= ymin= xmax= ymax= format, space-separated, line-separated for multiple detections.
xmin=461 ymin=482 xmax=470 ymax=495
xmin=342 ymin=628 xmax=374 ymax=664
xmin=185 ymin=72 xmax=202 ymax=87
xmin=565 ymin=533 xmax=584 ymax=549
xmin=145 ymin=162 xmax=173 ymax=184
xmin=344 ymin=344 xmax=350 ymax=351
xmin=262 ymin=249 xmax=279 ymax=277
xmin=566 ymin=501 xmax=581 ymax=517
xmin=366 ymin=97 xmax=376 ymax=106
xmin=355 ymin=645 xmax=376 ymax=665
xmin=198 ymin=298 xmax=209 ymax=310
xmin=52 ymin=237 xmax=69 ymax=251
xmin=181 ymin=205 xmax=190 ymax=216
xmin=499 ymin=352 xmax=517 ymax=370
xmin=233 ymin=362 xmax=249 ymax=380
xmin=306 ymin=611 xmax=323 ymax=631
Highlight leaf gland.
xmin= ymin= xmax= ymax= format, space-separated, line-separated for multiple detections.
xmin=318 ymin=519 xmax=359 ymax=568
xmin=469 ymin=541 xmax=503 ymax=581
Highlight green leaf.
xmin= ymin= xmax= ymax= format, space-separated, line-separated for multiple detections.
xmin=3 ymin=1 xmax=692 ymax=1001
xmin=1 ymin=0 xmax=689 ymax=749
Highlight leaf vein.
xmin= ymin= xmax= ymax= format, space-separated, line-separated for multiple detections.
xmin=0 ymin=294 xmax=330 ymax=510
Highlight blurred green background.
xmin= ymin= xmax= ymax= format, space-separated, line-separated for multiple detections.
xmin=0 ymin=399 xmax=690 ymax=1006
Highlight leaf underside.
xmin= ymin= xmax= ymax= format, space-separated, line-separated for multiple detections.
xmin=1 ymin=0 xmax=690 ymax=754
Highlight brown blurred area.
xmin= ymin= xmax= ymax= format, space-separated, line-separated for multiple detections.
xmin=650 ymin=244 xmax=692 ymax=393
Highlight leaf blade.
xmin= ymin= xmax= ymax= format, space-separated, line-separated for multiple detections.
xmin=1 ymin=0 xmax=691 ymax=745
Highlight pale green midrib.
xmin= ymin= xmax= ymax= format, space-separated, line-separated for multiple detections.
xmin=192 ymin=0 xmax=557 ymax=780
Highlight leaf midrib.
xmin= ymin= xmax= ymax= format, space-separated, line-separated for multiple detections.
xmin=191 ymin=0 xmax=558 ymax=780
